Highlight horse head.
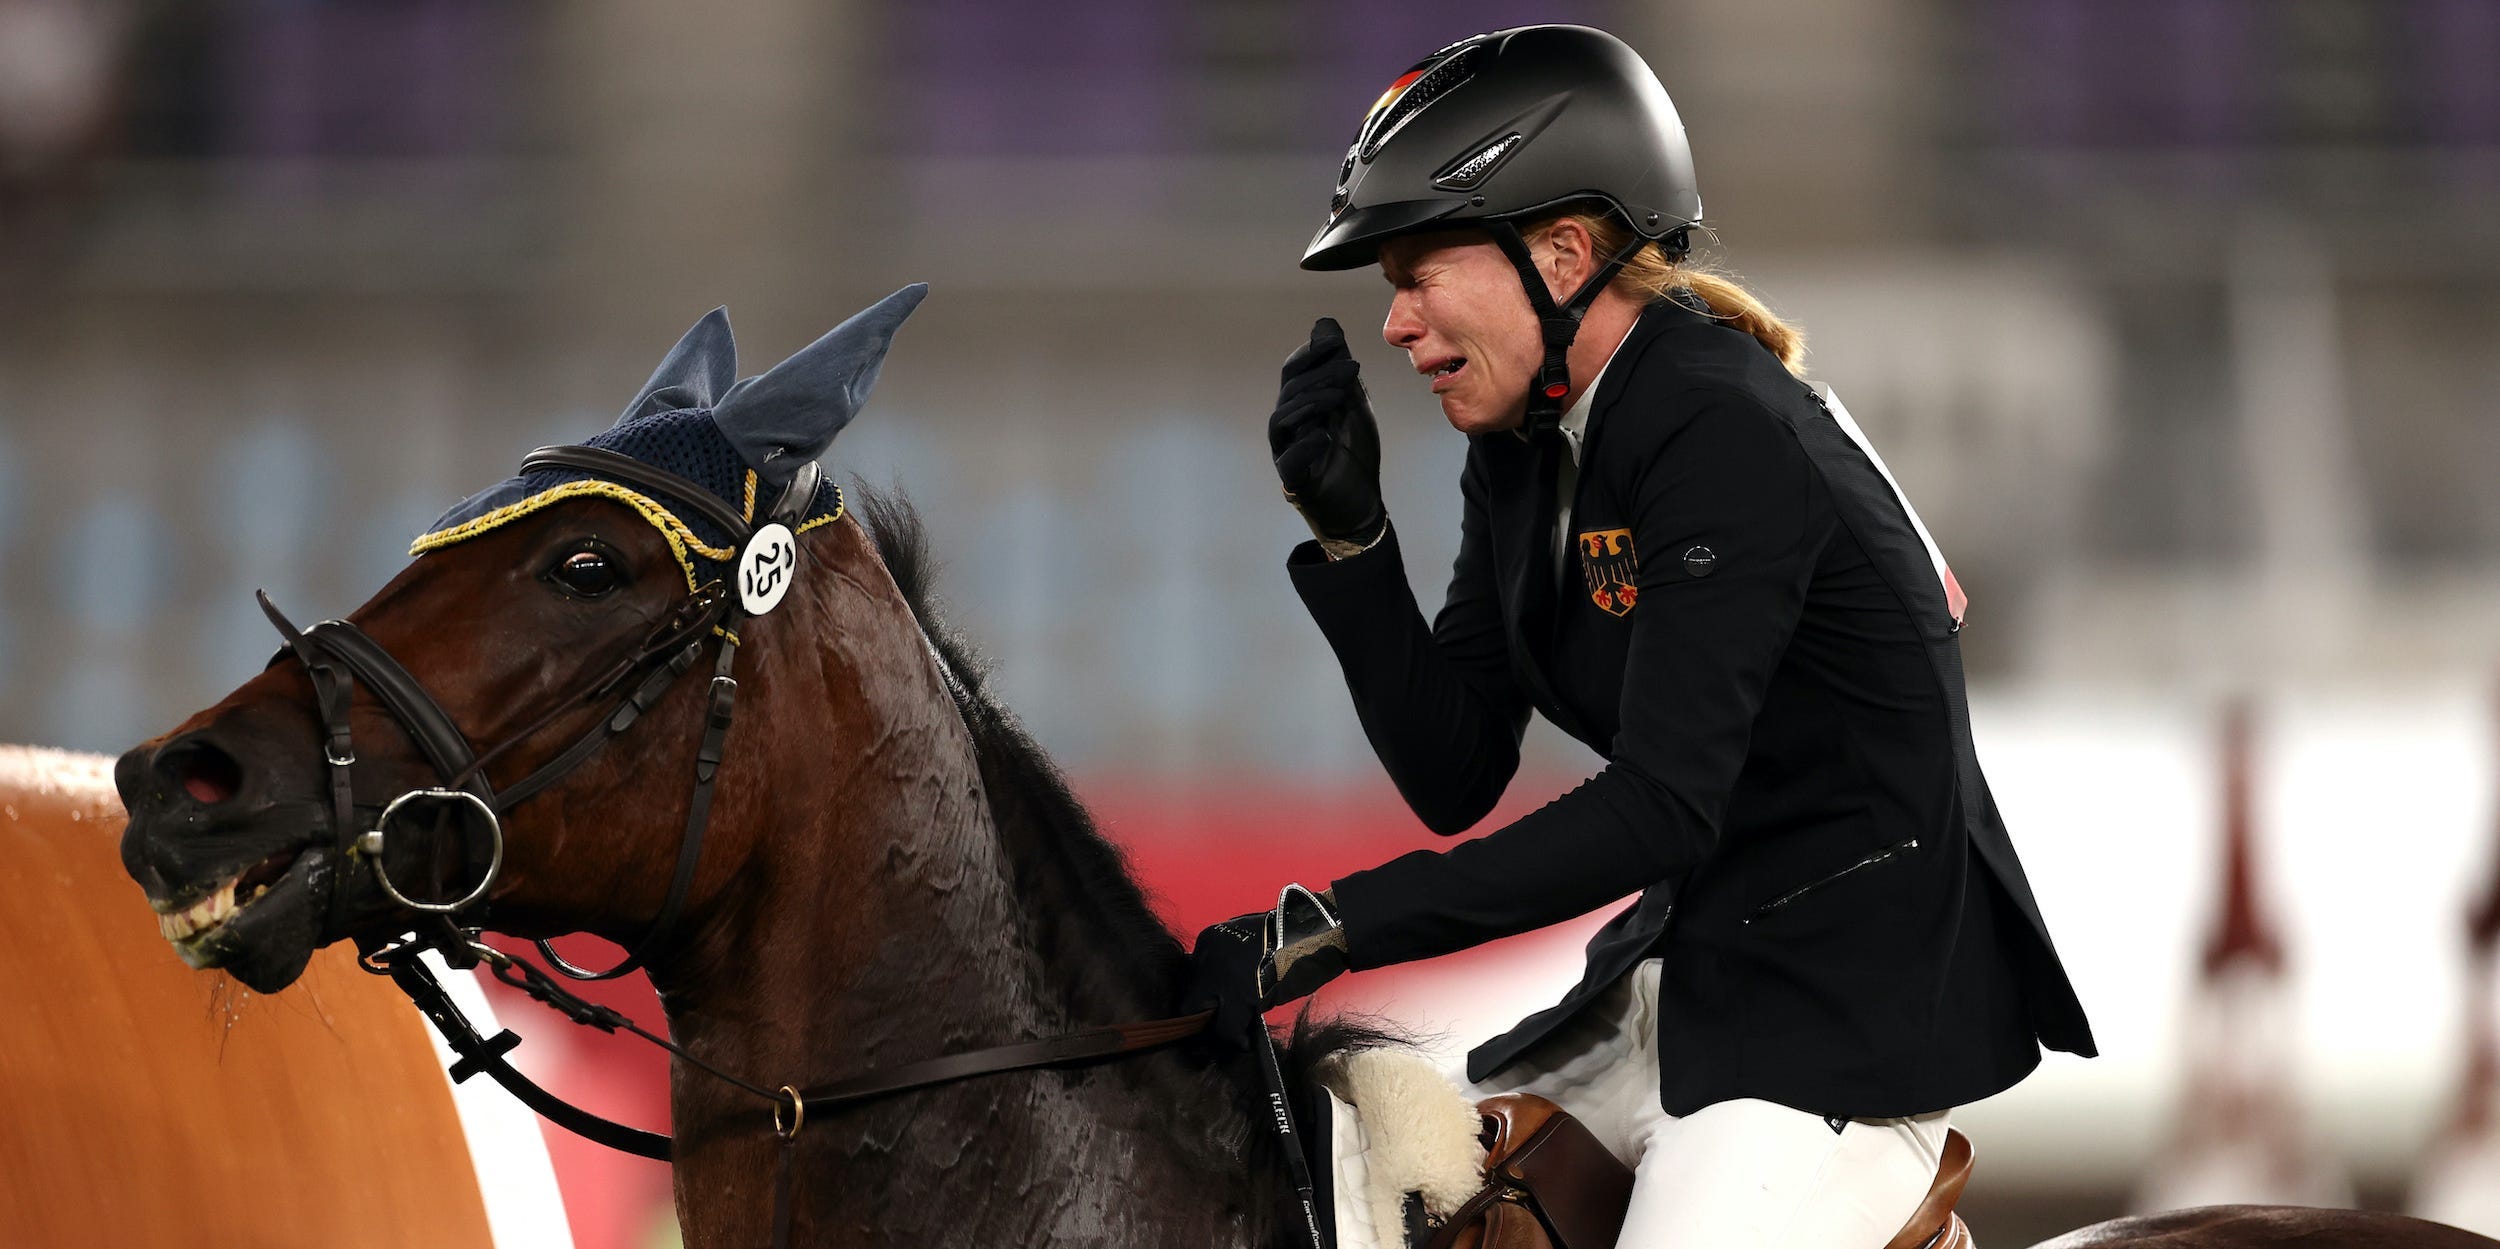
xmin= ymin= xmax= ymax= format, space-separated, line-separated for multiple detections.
xmin=115 ymin=287 xmax=932 ymax=994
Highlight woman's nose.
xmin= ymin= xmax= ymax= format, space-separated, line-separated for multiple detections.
xmin=1383 ymin=291 xmax=1425 ymax=350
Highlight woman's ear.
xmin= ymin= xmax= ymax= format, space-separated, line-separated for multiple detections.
xmin=1539 ymin=218 xmax=1594 ymax=297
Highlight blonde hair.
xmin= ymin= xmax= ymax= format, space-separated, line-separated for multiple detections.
xmin=1523 ymin=209 xmax=1807 ymax=376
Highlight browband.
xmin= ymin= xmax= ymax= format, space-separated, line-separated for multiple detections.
xmin=521 ymin=444 xmax=756 ymax=542
xmin=519 ymin=443 xmax=823 ymax=540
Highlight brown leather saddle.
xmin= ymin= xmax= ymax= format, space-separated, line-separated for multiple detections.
xmin=1425 ymin=1094 xmax=1974 ymax=1249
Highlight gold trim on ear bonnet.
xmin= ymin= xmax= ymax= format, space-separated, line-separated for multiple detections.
xmin=411 ymin=287 xmax=926 ymax=587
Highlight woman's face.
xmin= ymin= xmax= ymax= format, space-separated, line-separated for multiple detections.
xmin=1378 ymin=230 xmax=1546 ymax=435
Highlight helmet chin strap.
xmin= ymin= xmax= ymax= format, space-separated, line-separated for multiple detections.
xmin=1487 ymin=222 xmax=1658 ymax=433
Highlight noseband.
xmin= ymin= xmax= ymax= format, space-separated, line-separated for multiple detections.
xmin=260 ymin=444 xmax=817 ymax=978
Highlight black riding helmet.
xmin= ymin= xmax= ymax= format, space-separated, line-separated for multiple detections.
xmin=1302 ymin=25 xmax=1704 ymax=427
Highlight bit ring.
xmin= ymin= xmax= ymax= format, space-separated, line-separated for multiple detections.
xmin=773 ymin=1086 xmax=806 ymax=1139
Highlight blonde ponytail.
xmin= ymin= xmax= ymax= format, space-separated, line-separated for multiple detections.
xmin=1524 ymin=210 xmax=1808 ymax=377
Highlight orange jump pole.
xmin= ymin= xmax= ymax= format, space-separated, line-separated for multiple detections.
xmin=0 ymin=745 xmax=495 ymax=1249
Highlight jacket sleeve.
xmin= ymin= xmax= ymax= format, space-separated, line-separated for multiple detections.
xmin=1287 ymin=461 xmax=1532 ymax=834
xmin=1327 ymin=390 xmax=1833 ymax=970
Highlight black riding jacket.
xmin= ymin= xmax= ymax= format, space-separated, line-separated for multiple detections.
xmin=1292 ymin=299 xmax=2095 ymax=1119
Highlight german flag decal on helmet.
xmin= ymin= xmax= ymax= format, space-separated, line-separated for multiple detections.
xmin=1354 ymin=42 xmax=1484 ymax=161
xmin=1362 ymin=68 xmax=1428 ymax=134
xmin=1579 ymin=528 xmax=1638 ymax=616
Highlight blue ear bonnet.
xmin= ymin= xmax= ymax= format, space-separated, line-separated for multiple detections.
xmin=410 ymin=285 xmax=924 ymax=587
xmin=416 ymin=407 xmax=843 ymax=585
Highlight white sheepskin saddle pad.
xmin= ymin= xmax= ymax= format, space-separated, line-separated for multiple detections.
xmin=1314 ymin=1049 xmax=1490 ymax=1249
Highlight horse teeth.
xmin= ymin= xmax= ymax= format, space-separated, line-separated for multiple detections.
xmin=158 ymin=880 xmax=239 ymax=944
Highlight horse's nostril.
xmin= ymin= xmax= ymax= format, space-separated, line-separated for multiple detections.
xmin=160 ymin=739 xmax=245 ymax=807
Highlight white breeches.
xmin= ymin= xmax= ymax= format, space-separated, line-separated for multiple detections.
xmin=1460 ymin=958 xmax=1952 ymax=1249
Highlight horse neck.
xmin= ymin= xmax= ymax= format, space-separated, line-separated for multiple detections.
xmin=638 ymin=580 xmax=1266 ymax=1248
xmin=641 ymin=625 xmax=1041 ymax=1112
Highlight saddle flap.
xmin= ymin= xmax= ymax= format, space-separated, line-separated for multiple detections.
xmin=1440 ymin=1198 xmax=1546 ymax=1249
xmin=1475 ymin=1094 xmax=1561 ymax=1162
xmin=1491 ymin=1109 xmax=1634 ymax=1249
xmin=1431 ymin=1095 xmax=1634 ymax=1249
xmin=1880 ymin=1128 xmax=1974 ymax=1249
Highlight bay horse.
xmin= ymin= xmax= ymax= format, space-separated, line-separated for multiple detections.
xmin=111 ymin=289 xmax=2498 ymax=1249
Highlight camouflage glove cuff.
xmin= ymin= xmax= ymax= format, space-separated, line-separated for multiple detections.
xmin=1265 ymin=883 xmax=1349 ymax=1003
xmin=1314 ymin=516 xmax=1390 ymax=562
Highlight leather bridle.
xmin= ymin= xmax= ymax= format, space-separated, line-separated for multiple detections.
xmin=261 ymin=443 xmax=799 ymax=979
xmin=256 ymin=443 xmax=1239 ymax=1247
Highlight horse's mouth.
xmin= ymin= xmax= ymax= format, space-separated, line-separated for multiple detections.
xmin=146 ymin=841 xmax=336 ymax=992
xmin=153 ymin=845 xmax=305 ymax=950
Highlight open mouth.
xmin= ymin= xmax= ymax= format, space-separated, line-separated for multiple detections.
xmin=153 ymin=846 xmax=308 ymax=961
xmin=1425 ymin=358 xmax=1468 ymax=393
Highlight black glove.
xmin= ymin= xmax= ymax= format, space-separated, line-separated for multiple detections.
xmin=1181 ymin=885 xmax=1352 ymax=1049
xmin=1182 ymin=913 xmax=1271 ymax=1047
xmin=1269 ymin=318 xmax=1386 ymax=549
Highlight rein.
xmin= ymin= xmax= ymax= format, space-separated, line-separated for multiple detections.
xmin=266 ymin=443 xmax=1231 ymax=1246
xmin=362 ymin=933 xmax=1216 ymax=1164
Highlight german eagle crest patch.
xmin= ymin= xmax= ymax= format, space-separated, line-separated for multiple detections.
xmin=1578 ymin=528 xmax=1637 ymax=616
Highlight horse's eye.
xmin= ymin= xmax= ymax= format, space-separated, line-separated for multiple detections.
xmin=548 ymin=549 xmax=622 ymax=597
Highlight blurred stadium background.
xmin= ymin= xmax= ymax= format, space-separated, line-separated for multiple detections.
xmin=2 ymin=1 xmax=2497 ymax=1246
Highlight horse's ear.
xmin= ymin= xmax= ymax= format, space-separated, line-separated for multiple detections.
xmin=617 ymin=307 xmax=738 ymax=425
xmin=711 ymin=283 xmax=926 ymax=484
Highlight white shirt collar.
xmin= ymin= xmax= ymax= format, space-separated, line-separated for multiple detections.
xmin=1554 ymin=332 xmax=1629 ymax=466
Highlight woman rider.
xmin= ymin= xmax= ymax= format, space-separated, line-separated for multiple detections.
xmin=1183 ymin=24 xmax=2095 ymax=1249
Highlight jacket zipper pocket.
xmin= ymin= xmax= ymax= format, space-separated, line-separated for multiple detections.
xmin=1746 ymin=837 xmax=1919 ymax=923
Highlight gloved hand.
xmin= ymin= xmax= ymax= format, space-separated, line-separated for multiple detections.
xmin=1182 ymin=885 xmax=1352 ymax=1048
xmin=1269 ymin=318 xmax=1387 ymax=553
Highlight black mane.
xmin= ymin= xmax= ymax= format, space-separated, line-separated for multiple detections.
xmin=849 ymin=484 xmax=1408 ymax=1244
xmin=849 ymin=484 xmax=1190 ymax=1003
